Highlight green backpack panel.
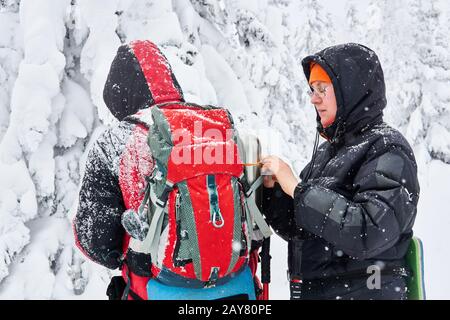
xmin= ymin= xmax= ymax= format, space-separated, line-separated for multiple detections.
xmin=406 ymin=237 xmax=426 ymax=300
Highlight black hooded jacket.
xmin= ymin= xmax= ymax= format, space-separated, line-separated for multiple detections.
xmin=263 ymin=44 xmax=420 ymax=298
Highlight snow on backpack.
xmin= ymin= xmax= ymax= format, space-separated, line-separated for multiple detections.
xmin=121 ymin=102 xmax=272 ymax=289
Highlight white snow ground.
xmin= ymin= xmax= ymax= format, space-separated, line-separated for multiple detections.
xmin=0 ymin=0 xmax=449 ymax=300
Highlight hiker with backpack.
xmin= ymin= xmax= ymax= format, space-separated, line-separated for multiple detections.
xmin=261 ymin=43 xmax=420 ymax=300
xmin=73 ymin=40 xmax=271 ymax=300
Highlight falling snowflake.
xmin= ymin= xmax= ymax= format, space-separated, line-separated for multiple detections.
xmin=232 ymin=241 xmax=242 ymax=252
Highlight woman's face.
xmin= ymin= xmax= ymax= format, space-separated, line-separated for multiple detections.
xmin=309 ymin=81 xmax=337 ymax=128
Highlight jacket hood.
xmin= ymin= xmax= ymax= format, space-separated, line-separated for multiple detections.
xmin=103 ymin=40 xmax=184 ymax=121
xmin=302 ymin=43 xmax=386 ymax=143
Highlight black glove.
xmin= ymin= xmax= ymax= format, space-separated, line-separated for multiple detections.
xmin=106 ymin=276 xmax=126 ymax=300
xmin=121 ymin=209 xmax=149 ymax=241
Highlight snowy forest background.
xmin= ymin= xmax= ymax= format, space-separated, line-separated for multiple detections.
xmin=1 ymin=0 xmax=449 ymax=299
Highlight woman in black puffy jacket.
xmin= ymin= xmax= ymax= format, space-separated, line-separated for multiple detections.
xmin=261 ymin=43 xmax=420 ymax=300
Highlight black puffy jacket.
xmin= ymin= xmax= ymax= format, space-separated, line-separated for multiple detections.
xmin=263 ymin=43 xmax=420 ymax=300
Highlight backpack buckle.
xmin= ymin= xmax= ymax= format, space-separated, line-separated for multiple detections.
xmin=155 ymin=181 xmax=174 ymax=208
xmin=204 ymin=267 xmax=220 ymax=288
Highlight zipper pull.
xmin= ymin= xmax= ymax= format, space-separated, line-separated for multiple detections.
xmin=212 ymin=208 xmax=224 ymax=228
xmin=175 ymin=192 xmax=181 ymax=220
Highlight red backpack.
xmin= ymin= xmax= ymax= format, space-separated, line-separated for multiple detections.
xmin=122 ymin=102 xmax=271 ymax=289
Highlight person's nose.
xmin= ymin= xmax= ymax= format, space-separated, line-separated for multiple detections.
xmin=310 ymin=92 xmax=322 ymax=105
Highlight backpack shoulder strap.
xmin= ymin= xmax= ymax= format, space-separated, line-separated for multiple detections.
xmin=246 ymin=200 xmax=272 ymax=239
xmin=245 ymin=175 xmax=263 ymax=198
xmin=242 ymin=175 xmax=272 ymax=239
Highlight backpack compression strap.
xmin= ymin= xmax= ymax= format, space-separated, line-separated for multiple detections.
xmin=128 ymin=181 xmax=172 ymax=266
xmin=243 ymin=175 xmax=272 ymax=239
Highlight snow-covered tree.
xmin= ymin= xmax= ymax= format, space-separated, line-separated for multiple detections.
xmin=344 ymin=0 xmax=364 ymax=43
xmin=360 ymin=0 xmax=420 ymax=136
xmin=405 ymin=0 xmax=450 ymax=164
xmin=363 ymin=0 xmax=401 ymax=68
xmin=0 ymin=0 xmax=71 ymax=297
xmin=0 ymin=0 xmax=101 ymax=299
xmin=287 ymin=0 xmax=335 ymax=60
xmin=0 ymin=2 xmax=21 ymax=141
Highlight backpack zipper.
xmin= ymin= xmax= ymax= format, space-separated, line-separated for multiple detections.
xmin=173 ymin=191 xmax=188 ymax=267
xmin=207 ymin=175 xmax=224 ymax=228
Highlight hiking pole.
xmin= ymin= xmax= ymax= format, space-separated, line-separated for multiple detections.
xmin=260 ymin=236 xmax=271 ymax=300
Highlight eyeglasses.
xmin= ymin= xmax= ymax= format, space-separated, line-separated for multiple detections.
xmin=307 ymin=85 xmax=329 ymax=98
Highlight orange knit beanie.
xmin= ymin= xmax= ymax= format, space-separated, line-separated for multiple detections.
xmin=309 ymin=62 xmax=331 ymax=85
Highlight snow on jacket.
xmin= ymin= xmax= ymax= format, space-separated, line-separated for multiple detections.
xmin=73 ymin=40 xmax=184 ymax=300
xmin=263 ymin=44 xmax=420 ymax=299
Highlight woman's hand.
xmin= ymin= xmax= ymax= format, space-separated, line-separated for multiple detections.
xmin=263 ymin=175 xmax=277 ymax=188
xmin=261 ymin=156 xmax=298 ymax=198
